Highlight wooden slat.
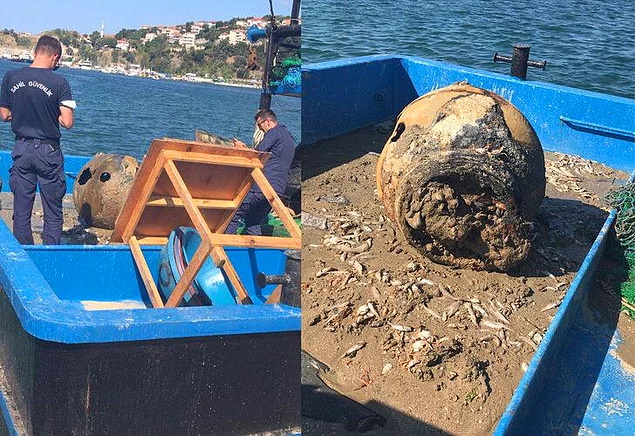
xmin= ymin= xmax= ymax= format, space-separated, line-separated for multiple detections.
xmin=207 ymin=233 xmax=301 ymax=249
xmin=215 ymin=174 xmax=255 ymax=232
xmin=129 ymin=236 xmax=164 ymax=308
xmin=163 ymin=159 xmax=253 ymax=305
xmin=165 ymin=241 xmax=211 ymax=307
xmin=251 ymin=168 xmax=302 ymax=240
xmin=210 ymin=247 xmax=252 ymax=304
xmin=151 ymin=138 xmax=270 ymax=166
xmin=147 ymin=196 xmax=237 ymax=210
xmin=136 ymin=236 xmax=169 ymax=245
xmin=118 ymin=153 xmax=167 ymax=242
xmin=164 ymin=159 xmax=216 ymax=239
xmin=265 ymin=285 xmax=283 ymax=304
xmin=162 ymin=150 xmax=263 ymax=169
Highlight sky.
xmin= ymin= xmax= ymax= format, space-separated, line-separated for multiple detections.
xmin=0 ymin=0 xmax=295 ymax=35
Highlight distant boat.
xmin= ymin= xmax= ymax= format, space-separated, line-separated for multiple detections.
xmin=78 ymin=60 xmax=93 ymax=70
xmin=10 ymin=53 xmax=32 ymax=63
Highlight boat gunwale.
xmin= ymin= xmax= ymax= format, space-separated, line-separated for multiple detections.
xmin=0 ymin=220 xmax=300 ymax=345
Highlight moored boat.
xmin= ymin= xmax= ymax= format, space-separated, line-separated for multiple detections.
xmin=301 ymin=55 xmax=635 ymax=433
xmin=0 ymin=149 xmax=301 ymax=434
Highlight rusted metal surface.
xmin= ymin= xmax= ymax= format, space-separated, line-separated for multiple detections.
xmin=377 ymin=83 xmax=546 ymax=271
xmin=73 ymin=154 xmax=139 ymax=229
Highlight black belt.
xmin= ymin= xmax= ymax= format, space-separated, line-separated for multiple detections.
xmin=15 ymin=136 xmax=60 ymax=150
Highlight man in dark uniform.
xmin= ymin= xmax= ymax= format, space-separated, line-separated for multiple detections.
xmin=0 ymin=35 xmax=75 ymax=245
xmin=227 ymin=108 xmax=295 ymax=235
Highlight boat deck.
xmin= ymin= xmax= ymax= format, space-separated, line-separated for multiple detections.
xmin=299 ymin=125 xmax=634 ymax=434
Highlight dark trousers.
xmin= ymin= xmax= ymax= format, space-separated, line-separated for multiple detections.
xmin=9 ymin=138 xmax=66 ymax=245
xmin=225 ymin=190 xmax=272 ymax=236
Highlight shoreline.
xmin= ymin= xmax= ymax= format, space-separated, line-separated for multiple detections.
xmin=0 ymin=57 xmax=261 ymax=90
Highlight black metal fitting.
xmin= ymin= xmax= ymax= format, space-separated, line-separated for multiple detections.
xmin=256 ymin=250 xmax=301 ymax=307
xmin=494 ymin=43 xmax=547 ymax=80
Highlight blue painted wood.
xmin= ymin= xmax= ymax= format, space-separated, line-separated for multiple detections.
xmin=0 ymin=219 xmax=300 ymax=344
xmin=302 ymin=55 xmax=635 ymax=172
xmin=303 ymin=55 xmax=635 ymax=435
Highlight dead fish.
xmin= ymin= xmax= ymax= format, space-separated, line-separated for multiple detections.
xmin=444 ymin=301 xmax=462 ymax=319
xmin=465 ymin=302 xmax=479 ymax=327
xmin=487 ymin=299 xmax=510 ymax=323
xmin=471 ymin=302 xmax=488 ymax=317
xmin=480 ymin=335 xmax=502 ymax=348
xmin=338 ymin=239 xmax=372 ymax=254
xmin=371 ymin=287 xmax=382 ymax=300
xmin=341 ymin=341 xmax=367 ymax=358
xmin=421 ymin=303 xmax=443 ymax=320
xmin=520 ymin=337 xmax=538 ymax=351
xmin=412 ymin=340 xmax=426 ymax=352
xmin=480 ymin=320 xmax=511 ymax=330
xmin=325 ymin=304 xmax=352 ymax=325
xmin=381 ymin=363 xmax=393 ymax=375
xmin=316 ymin=267 xmax=337 ymax=278
xmin=407 ymin=359 xmax=421 ymax=370
xmin=390 ymin=323 xmax=413 ymax=332
xmin=440 ymin=285 xmax=458 ymax=300
xmin=350 ymin=260 xmax=365 ymax=275
xmin=541 ymin=301 xmax=561 ymax=312
xmin=367 ymin=301 xmax=381 ymax=319
xmin=357 ymin=304 xmax=371 ymax=316
xmin=416 ymin=330 xmax=434 ymax=340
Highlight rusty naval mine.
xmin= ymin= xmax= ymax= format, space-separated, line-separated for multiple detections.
xmin=73 ymin=153 xmax=139 ymax=229
xmin=377 ymin=83 xmax=546 ymax=271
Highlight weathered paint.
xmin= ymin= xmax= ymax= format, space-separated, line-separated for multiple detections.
xmin=302 ymin=55 xmax=635 ymax=172
xmin=303 ymin=55 xmax=635 ymax=434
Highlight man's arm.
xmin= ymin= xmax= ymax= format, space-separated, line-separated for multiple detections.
xmin=59 ymin=106 xmax=73 ymax=129
xmin=0 ymin=107 xmax=11 ymax=122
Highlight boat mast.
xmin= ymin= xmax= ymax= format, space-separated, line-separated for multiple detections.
xmin=259 ymin=0 xmax=301 ymax=110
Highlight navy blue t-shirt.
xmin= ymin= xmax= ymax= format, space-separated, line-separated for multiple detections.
xmin=0 ymin=67 xmax=72 ymax=141
xmin=255 ymin=124 xmax=296 ymax=196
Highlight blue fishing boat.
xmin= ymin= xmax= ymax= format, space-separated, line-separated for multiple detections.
xmin=0 ymin=149 xmax=301 ymax=434
xmin=302 ymin=54 xmax=634 ymax=434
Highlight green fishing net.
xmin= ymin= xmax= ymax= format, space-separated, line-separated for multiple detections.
xmin=237 ymin=213 xmax=301 ymax=237
xmin=606 ymin=182 xmax=635 ymax=317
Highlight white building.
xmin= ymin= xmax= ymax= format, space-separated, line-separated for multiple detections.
xmin=116 ymin=39 xmax=130 ymax=51
xmin=179 ymin=32 xmax=196 ymax=48
xmin=247 ymin=18 xmax=267 ymax=28
xmin=219 ymin=29 xmax=247 ymax=45
xmin=143 ymin=33 xmax=157 ymax=43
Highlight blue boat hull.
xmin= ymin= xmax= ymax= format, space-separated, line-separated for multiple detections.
xmin=302 ymin=55 xmax=635 ymax=434
xmin=0 ymin=149 xmax=301 ymax=432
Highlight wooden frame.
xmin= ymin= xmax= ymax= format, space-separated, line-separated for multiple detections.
xmin=112 ymin=138 xmax=301 ymax=308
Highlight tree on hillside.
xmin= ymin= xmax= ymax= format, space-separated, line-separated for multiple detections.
xmin=16 ymin=36 xmax=34 ymax=49
xmin=48 ymin=29 xmax=82 ymax=48
xmin=124 ymin=52 xmax=136 ymax=63
xmin=115 ymin=28 xmax=148 ymax=42
xmin=101 ymin=36 xmax=117 ymax=48
xmin=89 ymin=31 xmax=101 ymax=46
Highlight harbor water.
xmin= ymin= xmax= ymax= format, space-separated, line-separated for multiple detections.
xmin=0 ymin=59 xmax=301 ymax=158
xmin=304 ymin=0 xmax=635 ymax=99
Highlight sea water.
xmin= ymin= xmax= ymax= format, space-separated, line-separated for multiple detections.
xmin=0 ymin=59 xmax=301 ymax=158
xmin=304 ymin=0 xmax=635 ymax=99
